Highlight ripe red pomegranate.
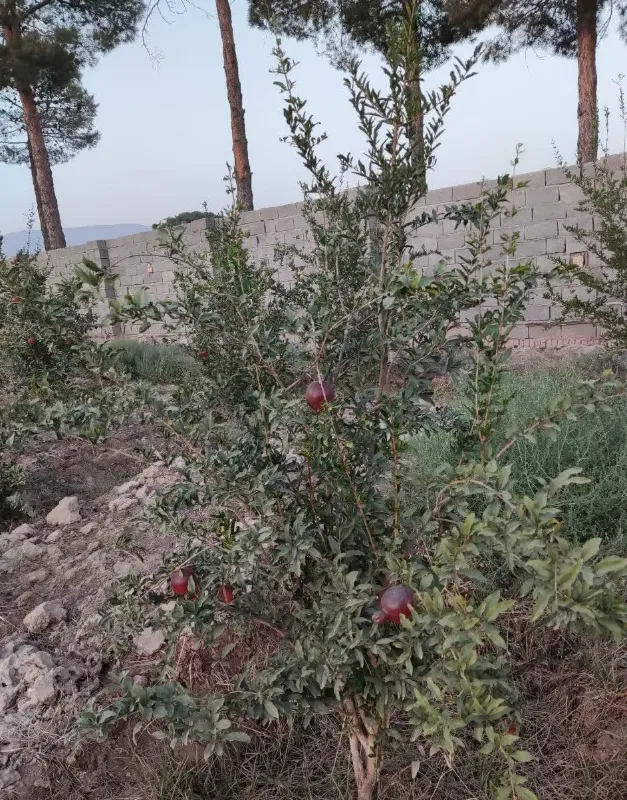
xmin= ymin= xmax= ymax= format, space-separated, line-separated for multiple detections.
xmin=11 ymin=297 xmax=21 ymax=304
xmin=65 ymin=339 xmax=72 ymax=346
xmin=379 ymin=584 xmax=415 ymax=624
xmin=199 ymin=350 xmax=208 ymax=359
xmin=170 ymin=566 xmax=195 ymax=596
xmin=217 ymin=584 xmax=235 ymax=604
xmin=27 ymin=337 xmax=36 ymax=346
xmin=305 ymin=380 xmax=335 ymax=411
xmin=372 ymin=609 xmax=388 ymax=625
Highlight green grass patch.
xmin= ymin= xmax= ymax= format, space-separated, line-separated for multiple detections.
xmin=107 ymin=340 xmax=202 ymax=385
xmin=407 ymin=364 xmax=627 ymax=553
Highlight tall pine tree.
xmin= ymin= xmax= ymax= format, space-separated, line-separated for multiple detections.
xmin=0 ymin=1 xmax=146 ymax=250
xmin=248 ymin=0 xmax=489 ymax=186
xmin=449 ymin=0 xmax=627 ymax=163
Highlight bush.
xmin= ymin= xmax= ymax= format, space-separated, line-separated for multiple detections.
xmin=85 ymin=8 xmax=627 ymax=800
xmin=0 ymin=250 xmax=105 ymax=387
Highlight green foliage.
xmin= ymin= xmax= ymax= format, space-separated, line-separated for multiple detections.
xmin=89 ymin=12 xmax=627 ymax=800
xmin=106 ymin=340 xmax=202 ymax=385
xmin=152 ymin=210 xmax=220 ymax=230
xmin=0 ymin=453 xmax=26 ymax=521
xmin=547 ymin=152 xmax=627 ymax=346
xmin=0 ymin=78 xmax=99 ymax=166
xmin=408 ymin=366 xmax=627 ymax=556
xmin=0 ymin=251 xmax=103 ymax=386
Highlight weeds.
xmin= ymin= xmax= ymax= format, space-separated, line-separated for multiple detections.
xmin=107 ymin=340 xmax=202 ymax=385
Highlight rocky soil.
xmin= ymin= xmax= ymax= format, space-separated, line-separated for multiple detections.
xmin=0 ymin=458 xmax=185 ymax=797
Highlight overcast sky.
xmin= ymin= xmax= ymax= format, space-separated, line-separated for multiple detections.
xmin=1 ymin=3 xmax=626 ymax=234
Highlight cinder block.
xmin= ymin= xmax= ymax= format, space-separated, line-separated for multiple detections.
xmin=242 ymin=221 xmax=266 ymax=236
xmin=437 ymin=231 xmax=466 ymax=250
xmin=524 ymin=220 xmax=559 ymax=240
xmin=545 ymin=237 xmax=566 ymax=254
xmin=557 ymin=183 xmax=584 ymax=204
xmin=411 ymin=236 xmax=439 ymax=252
xmin=525 ymin=185 xmax=560 ymax=205
xmin=509 ymin=324 xmax=530 ymax=340
xmin=515 ymin=239 xmax=547 ymax=257
xmin=545 ymin=167 xmax=570 ymax=186
xmin=425 ymin=186 xmax=453 ymax=205
xmin=277 ymin=202 xmax=303 ymax=218
xmin=500 ymin=206 xmax=532 ymax=227
xmin=559 ymin=323 xmax=597 ymax=339
xmin=515 ymin=169 xmax=546 ymax=189
xmin=532 ymin=202 xmax=567 ymax=222
xmin=452 ymin=181 xmax=483 ymax=201
xmin=259 ymin=206 xmax=279 ymax=221
xmin=524 ymin=305 xmax=551 ymax=322
xmin=559 ymin=217 xmax=593 ymax=235
xmin=239 ymin=209 xmax=262 ymax=224
xmin=272 ymin=218 xmax=292 ymax=235
xmin=528 ymin=322 xmax=555 ymax=338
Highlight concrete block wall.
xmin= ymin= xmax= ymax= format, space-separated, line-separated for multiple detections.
xmin=39 ymin=155 xmax=622 ymax=348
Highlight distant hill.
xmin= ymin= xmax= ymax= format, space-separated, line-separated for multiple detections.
xmin=0 ymin=224 xmax=151 ymax=257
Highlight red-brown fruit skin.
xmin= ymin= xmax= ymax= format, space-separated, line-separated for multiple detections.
xmin=218 ymin=584 xmax=235 ymax=604
xmin=379 ymin=585 xmax=415 ymax=624
xmin=11 ymin=297 xmax=21 ymax=303
xmin=171 ymin=568 xmax=193 ymax=596
xmin=372 ymin=609 xmax=388 ymax=625
xmin=27 ymin=337 xmax=36 ymax=345
xmin=305 ymin=380 xmax=335 ymax=411
xmin=199 ymin=350 xmax=208 ymax=359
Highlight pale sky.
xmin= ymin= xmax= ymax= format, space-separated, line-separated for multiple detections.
xmin=1 ymin=3 xmax=626 ymax=234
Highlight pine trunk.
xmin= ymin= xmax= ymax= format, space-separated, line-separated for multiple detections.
xmin=407 ymin=2 xmax=426 ymax=193
xmin=214 ymin=0 xmax=254 ymax=211
xmin=27 ymin=138 xmax=52 ymax=251
xmin=3 ymin=20 xmax=66 ymax=250
xmin=576 ymin=0 xmax=598 ymax=164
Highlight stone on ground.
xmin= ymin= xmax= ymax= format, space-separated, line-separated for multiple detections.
xmin=23 ymin=602 xmax=67 ymax=634
xmin=46 ymin=497 xmax=81 ymax=527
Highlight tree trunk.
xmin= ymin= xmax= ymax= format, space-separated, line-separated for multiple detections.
xmin=345 ymin=698 xmax=381 ymax=800
xmin=27 ymin=138 xmax=52 ymax=251
xmin=407 ymin=1 xmax=426 ymax=193
xmin=576 ymin=0 xmax=598 ymax=164
xmin=214 ymin=0 xmax=254 ymax=211
xmin=3 ymin=20 xmax=66 ymax=250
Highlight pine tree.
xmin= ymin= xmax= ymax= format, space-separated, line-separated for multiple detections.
xmin=0 ymin=78 xmax=99 ymax=250
xmin=0 ymin=1 xmax=146 ymax=250
xmin=248 ymin=0 xmax=489 ymax=185
xmin=449 ymin=0 xmax=627 ymax=164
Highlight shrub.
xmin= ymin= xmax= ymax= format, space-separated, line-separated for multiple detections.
xmin=0 ymin=250 xmax=106 ymax=387
xmin=85 ymin=9 xmax=627 ymax=800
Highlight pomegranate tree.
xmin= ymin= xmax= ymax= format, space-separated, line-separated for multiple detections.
xmin=89 ymin=9 xmax=627 ymax=800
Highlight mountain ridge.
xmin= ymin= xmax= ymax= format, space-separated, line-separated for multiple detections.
xmin=0 ymin=224 xmax=151 ymax=257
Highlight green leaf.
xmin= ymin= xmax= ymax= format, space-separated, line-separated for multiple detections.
xmin=512 ymin=750 xmax=534 ymax=763
xmin=264 ymin=699 xmax=279 ymax=719
xmin=596 ymin=556 xmax=627 ymax=574
xmin=223 ymin=731 xmax=252 ymax=743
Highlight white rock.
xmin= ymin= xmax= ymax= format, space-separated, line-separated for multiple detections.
xmin=113 ymin=561 xmax=133 ymax=579
xmin=133 ymin=674 xmax=148 ymax=686
xmin=135 ymin=485 xmax=149 ymax=501
xmin=134 ymin=628 xmax=165 ymax=657
xmin=141 ymin=465 xmax=161 ymax=480
xmin=47 ymin=546 xmax=63 ymax=562
xmin=45 ymin=530 xmax=62 ymax=543
xmin=171 ymin=456 xmax=186 ymax=471
xmin=12 ymin=523 xmax=34 ymax=538
xmin=0 ymin=687 xmax=17 ymax=713
xmin=86 ymin=541 xmax=100 ymax=554
xmin=46 ymin=496 xmax=81 ymax=527
xmin=21 ymin=541 xmax=44 ymax=559
xmin=27 ymin=569 xmax=48 ymax=584
xmin=2 ymin=547 xmax=22 ymax=562
xmin=0 ymin=768 xmax=20 ymax=790
xmin=79 ymin=522 xmax=96 ymax=535
xmin=23 ymin=602 xmax=67 ymax=634
xmin=108 ymin=496 xmax=138 ymax=512
xmin=26 ymin=672 xmax=57 ymax=706
xmin=116 ymin=480 xmax=140 ymax=495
